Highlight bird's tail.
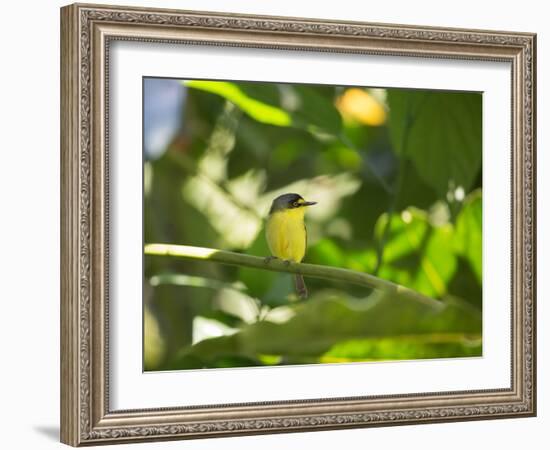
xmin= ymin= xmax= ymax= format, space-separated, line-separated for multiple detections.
xmin=295 ymin=274 xmax=308 ymax=299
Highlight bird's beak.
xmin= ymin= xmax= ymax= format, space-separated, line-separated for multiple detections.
xmin=303 ymin=201 xmax=317 ymax=206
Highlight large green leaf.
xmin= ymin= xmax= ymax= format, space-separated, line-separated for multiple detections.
xmin=166 ymin=291 xmax=481 ymax=369
xmin=387 ymin=89 xmax=482 ymax=199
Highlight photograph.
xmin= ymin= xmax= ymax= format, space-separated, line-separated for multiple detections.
xmin=58 ymin=3 xmax=536 ymax=445
xmin=143 ymin=77 xmax=483 ymax=372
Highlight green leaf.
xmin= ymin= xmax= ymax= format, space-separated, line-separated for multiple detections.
xmin=454 ymin=189 xmax=482 ymax=283
xmin=166 ymin=291 xmax=481 ymax=369
xmin=291 ymin=86 xmax=343 ymax=135
xmin=321 ymin=335 xmax=481 ymax=362
xmin=238 ymin=82 xmax=282 ymax=106
xmin=184 ymin=80 xmax=292 ymax=127
xmin=395 ymin=159 xmax=439 ymax=211
xmin=387 ymin=89 xmax=482 ymax=199
xmin=375 ymin=209 xmax=457 ymax=299
xmin=415 ymin=223 xmax=457 ymax=297
xmin=447 ymin=259 xmax=482 ymax=308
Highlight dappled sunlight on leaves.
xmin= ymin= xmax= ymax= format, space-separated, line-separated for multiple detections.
xmin=149 ymin=272 xmax=246 ymax=292
xmin=181 ymin=102 xmax=265 ymax=248
xmin=192 ymin=316 xmax=238 ymax=345
xmin=375 ymin=208 xmax=457 ymax=299
xmin=226 ymin=169 xmax=267 ymax=206
xmin=213 ymin=287 xmax=260 ymax=324
xmin=261 ymin=305 xmax=296 ymax=324
xmin=183 ymin=176 xmax=261 ymax=249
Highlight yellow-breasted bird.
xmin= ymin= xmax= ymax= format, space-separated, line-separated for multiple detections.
xmin=265 ymin=193 xmax=317 ymax=299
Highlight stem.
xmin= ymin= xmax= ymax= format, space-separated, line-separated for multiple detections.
xmin=374 ymin=96 xmax=421 ymax=274
xmin=145 ymin=243 xmax=442 ymax=309
xmin=374 ymin=157 xmax=407 ymax=275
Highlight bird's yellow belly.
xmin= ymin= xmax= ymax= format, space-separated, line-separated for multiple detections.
xmin=266 ymin=210 xmax=306 ymax=263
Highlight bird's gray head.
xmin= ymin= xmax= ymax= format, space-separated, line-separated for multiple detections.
xmin=269 ymin=193 xmax=317 ymax=214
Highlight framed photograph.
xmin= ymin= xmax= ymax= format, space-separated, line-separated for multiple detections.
xmin=60 ymin=3 xmax=536 ymax=446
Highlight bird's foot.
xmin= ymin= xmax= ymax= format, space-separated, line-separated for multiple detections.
xmin=263 ymin=256 xmax=292 ymax=266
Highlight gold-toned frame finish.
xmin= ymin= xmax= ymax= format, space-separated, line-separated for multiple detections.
xmin=60 ymin=3 xmax=536 ymax=446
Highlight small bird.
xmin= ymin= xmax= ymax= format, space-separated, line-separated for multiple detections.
xmin=265 ymin=193 xmax=317 ymax=299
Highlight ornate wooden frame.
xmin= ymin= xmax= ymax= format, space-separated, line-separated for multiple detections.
xmin=60 ymin=3 xmax=536 ymax=446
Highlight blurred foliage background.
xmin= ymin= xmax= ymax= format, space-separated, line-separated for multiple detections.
xmin=143 ymin=77 xmax=482 ymax=371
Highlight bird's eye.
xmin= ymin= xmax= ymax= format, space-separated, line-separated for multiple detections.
xmin=292 ymin=201 xmax=299 ymax=207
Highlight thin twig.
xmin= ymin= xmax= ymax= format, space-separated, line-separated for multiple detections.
xmin=145 ymin=243 xmax=443 ymax=309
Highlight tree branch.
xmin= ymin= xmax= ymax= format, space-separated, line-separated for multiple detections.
xmin=144 ymin=243 xmax=442 ymax=309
